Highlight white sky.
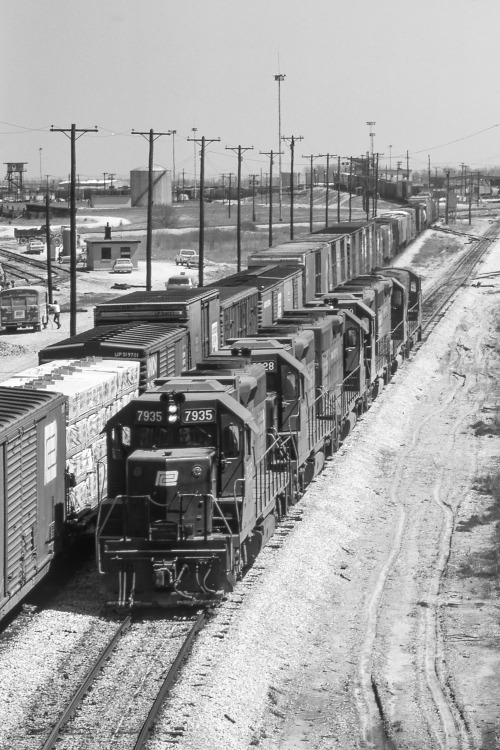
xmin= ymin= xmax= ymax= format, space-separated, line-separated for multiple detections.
xmin=3 ymin=0 xmax=500 ymax=183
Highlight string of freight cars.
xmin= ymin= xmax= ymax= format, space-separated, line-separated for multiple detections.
xmin=0 ymin=197 xmax=436 ymax=618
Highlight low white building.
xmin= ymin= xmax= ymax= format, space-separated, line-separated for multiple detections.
xmin=85 ymin=224 xmax=141 ymax=271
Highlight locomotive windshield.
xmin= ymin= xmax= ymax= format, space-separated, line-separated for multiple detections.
xmin=133 ymin=423 xmax=216 ymax=450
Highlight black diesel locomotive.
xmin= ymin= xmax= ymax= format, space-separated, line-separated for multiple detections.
xmin=92 ymin=207 xmax=430 ymax=604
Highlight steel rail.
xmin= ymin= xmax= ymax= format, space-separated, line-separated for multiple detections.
xmin=133 ymin=610 xmax=207 ymax=749
xmin=421 ymin=222 xmax=499 ymax=337
xmin=0 ymin=263 xmax=48 ymax=286
xmin=40 ymin=615 xmax=132 ymax=750
xmin=0 ymin=244 xmax=71 ymax=279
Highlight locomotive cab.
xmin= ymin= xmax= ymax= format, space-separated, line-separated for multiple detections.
xmin=97 ymin=380 xmax=274 ymax=603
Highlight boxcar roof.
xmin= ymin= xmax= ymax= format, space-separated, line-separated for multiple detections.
xmin=95 ymin=288 xmax=218 ymax=306
xmin=0 ymin=386 xmax=64 ymax=433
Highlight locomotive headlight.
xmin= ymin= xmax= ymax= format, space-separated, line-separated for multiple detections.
xmin=192 ymin=465 xmax=203 ymax=478
xmin=133 ymin=466 xmax=143 ymax=477
xmin=168 ymin=404 xmax=179 ymax=423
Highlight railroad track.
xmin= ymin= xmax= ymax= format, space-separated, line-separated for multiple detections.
xmin=0 ymin=243 xmax=71 ymax=286
xmin=421 ymin=221 xmax=500 ymax=337
xmin=40 ymin=611 xmax=206 ymax=750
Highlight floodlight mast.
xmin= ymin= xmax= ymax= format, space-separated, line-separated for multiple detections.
xmin=274 ymin=73 xmax=286 ymax=222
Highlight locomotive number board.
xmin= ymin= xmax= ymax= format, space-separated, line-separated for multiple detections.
xmin=181 ymin=408 xmax=215 ymax=423
xmin=134 ymin=408 xmax=168 ymax=424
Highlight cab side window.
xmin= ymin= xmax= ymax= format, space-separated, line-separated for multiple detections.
xmin=282 ymin=367 xmax=297 ymax=400
xmin=222 ymin=424 xmax=240 ymax=458
xmin=393 ymin=289 xmax=403 ymax=307
xmin=346 ymin=328 xmax=358 ymax=349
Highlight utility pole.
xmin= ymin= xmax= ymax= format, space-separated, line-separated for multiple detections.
xmin=428 ymin=155 xmax=431 ymax=189
xmin=220 ymin=174 xmax=226 ymax=205
xmin=191 ymin=127 xmax=198 ymax=198
xmin=349 ymin=156 xmax=353 ymax=221
xmin=188 ymin=134 xmax=221 ymax=285
xmin=364 ymin=154 xmax=370 ymax=220
xmin=282 ymin=136 xmax=302 ymax=239
xmin=261 ymin=150 xmax=279 ymax=246
xmin=367 ymin=122 xmax=375 ymax=159
xmin=460 ymin=163 xmax=465 ymax=197
xmin=45 ymin=175 xmax=53 ymax=305
xmin=274 ymin=73 xmax=286 ymax=221
xmin=468 ymin=171 xmax=473 ymax=225
xmin=103 ymin=172 xmax=107 ymax=194
xmin=132 ymin=128 xmax=170 ymax=291
xmin=445 ymin=169 xmax=451 ymax=224
xmin=406 ymin=150 xmax=410 ymax=179
xmin=388 ymin=145 xmax=392 ymax=172
xmin=303 ymin=154 xmax=322 ymax=232
xmin=108 ymin=173 xmax=115 ymax=190
xmin=317 ymin=152 xmax=335 ymax=228
xmin=373 ymin=153 xmax=381 ymax=218
xmin=337 ymin=155 xmax=341 ymax=222
xmin=226 ymin=145 xmax=253 ymax=271
xmin=227 ymin=173 xmax=234 ymax=217
xmin=51 ymin=123 xmax=98 ymax=336
xmin=249 ymin=174 xmax=258 ymax=222
xmin=170 ymin=130 xmax=177 ymax=197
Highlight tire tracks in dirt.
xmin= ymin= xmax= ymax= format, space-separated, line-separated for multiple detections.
xmin=356 ymin=340 xmax=479 ymax=749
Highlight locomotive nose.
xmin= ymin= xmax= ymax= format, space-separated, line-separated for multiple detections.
xmin=127 ymin=448 xmax=216 ymax=501
xmin=126 ymin=448 xmax=217 ymax=540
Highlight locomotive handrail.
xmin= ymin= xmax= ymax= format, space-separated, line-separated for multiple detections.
xmin=391 ymin=319 xmax=405 ymax=340
xmin=233 ymin=478 xmax=245 ymax=526
xmin=95 ymin=494 xmax=121 ymax=575
xmin=212 ymin=495 xmax=233 ymax=535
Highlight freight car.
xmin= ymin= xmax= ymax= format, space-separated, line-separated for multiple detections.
xmin=0 ymin=358 xmax=141 ymax=622
xmin=0 ymin=387 xmax=66 ymax=621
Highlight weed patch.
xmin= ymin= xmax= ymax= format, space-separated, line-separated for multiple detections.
xmin=456 ymin=472 xmax=500 ymax=586
xmin=471 ymin=416 xmax=500 ymax=436
xmin=412 ymin=233 xmax=464 ymax=265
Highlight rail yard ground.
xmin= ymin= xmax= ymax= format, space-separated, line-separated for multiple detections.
xmin=0 ymin=201 xmax=499 ymax=749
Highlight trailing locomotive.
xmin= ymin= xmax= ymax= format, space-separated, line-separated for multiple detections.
xmin=1 ymin=202 xmax=435 ymax=618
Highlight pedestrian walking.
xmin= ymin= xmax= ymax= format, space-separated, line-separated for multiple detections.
xmin=51 ymin=299 xmax=61 ymax=328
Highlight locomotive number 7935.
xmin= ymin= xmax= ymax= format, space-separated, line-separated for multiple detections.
xmin=182 ymin=409 xmax=215 ymax=423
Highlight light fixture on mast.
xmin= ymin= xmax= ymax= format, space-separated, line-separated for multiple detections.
xmin=274 ymin=73 xmax=286 ymax=221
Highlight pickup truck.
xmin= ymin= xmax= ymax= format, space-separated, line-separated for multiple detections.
xmin=175 ymin=249 xmax=199 ymax=268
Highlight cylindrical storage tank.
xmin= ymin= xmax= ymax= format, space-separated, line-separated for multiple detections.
xmin=130 ymin=166 xmax=172 ymax=207
xmin=61 ymin=225 xmax=77 ymax=258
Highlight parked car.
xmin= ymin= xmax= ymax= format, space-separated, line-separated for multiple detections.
xmin=58 ymin=250 xmax=86 ymax=265
xmin=24 ymin=239 xmax=45 ymax=254
xmin=165 ymin=272 xmax=194 ymax=290
xmin=112 ymin=258 xmax=133 ymax=274
xmin=175 ymin=249 xmax=199 ymax=268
